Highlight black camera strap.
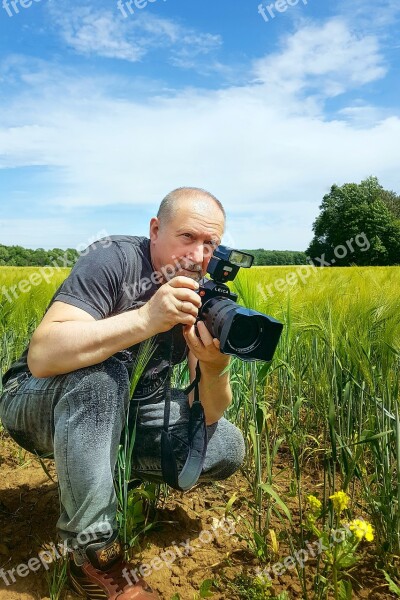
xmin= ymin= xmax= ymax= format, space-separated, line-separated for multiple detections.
xmin=161 ymin=336 xmax=208 ymax=491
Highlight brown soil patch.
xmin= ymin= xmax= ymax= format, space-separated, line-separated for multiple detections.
xmin=0 ymin=432 xmax=398 ymax=600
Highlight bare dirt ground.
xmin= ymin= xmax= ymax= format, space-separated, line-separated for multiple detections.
xmin=0 ymin=431 xmax=397 ymax=600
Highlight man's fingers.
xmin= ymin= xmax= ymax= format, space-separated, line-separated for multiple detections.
xmin=196 ymin=321 xmax=214 ymax=346
xmin=183 ymin=315 xmax=197 ymax=326
xmin=173 ymin=288 xmax=202 ymax=307
xmin=176 ymin=299 xmax=199 ymax=318
xmin=184 ymin=324 xmax=200 ymax=345
xmin=180 ymin=313 xmax=197 ymax=326
xmin=168 ymin=276 xmax=200 ymax=290
xmin=184 ymin=324 xmax=195 ymax=336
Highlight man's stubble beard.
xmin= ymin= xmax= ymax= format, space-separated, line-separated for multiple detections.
xmin=168 ymin=269 xmax=202 ymax=283
xmin=163 ymin=259 xmax=203 ymax=283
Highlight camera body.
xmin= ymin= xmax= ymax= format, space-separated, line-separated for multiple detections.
xmin=197 ymin=246 xmax=283 ymax=362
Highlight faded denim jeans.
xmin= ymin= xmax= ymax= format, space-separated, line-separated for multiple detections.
xmin=0 ymin=357 xmax=245 ymax=548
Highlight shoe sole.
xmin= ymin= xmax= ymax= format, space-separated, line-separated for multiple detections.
xmin=68 ymin=561 xmax=160 ymax=599
xmin=69 ymin=568 xmax=107 ymax=599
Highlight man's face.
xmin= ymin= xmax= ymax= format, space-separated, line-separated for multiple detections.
xmin=149 ymin=199 xmax=225 ymax=283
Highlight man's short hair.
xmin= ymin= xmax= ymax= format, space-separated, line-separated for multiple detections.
xmin=157 ymin=187 xmax=226 ymax=225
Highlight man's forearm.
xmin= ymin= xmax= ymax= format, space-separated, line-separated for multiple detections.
xmin=28 ymin=308 xmax=156 ymax=378
xmin=198 ymin=362 xmax=232 ymax=425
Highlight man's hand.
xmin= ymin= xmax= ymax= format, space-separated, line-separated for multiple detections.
xmin=184 ymin=320 xmax=230 ymax=372
xmin=185 ymin=321 xmax=232 ymax=424
xmin=138 ymin=276 xmax=202 ymax=336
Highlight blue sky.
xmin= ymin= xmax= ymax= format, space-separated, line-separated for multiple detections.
xmin=0 ymin=0 xmax=399 ymax=251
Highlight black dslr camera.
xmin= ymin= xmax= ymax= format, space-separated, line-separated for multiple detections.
xmin=197 ymin=246 xmax=283 ymax=361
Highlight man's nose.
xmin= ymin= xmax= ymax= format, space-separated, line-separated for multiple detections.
xmin=189 ymin=244 xmax=204 ymax=265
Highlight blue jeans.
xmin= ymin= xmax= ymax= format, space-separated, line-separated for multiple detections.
xmin=0 ymin=357 xmax=245 ymax=546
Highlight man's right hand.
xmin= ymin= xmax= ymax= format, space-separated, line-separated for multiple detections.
xmin=138 ymin=276 xmax=202 ymax=335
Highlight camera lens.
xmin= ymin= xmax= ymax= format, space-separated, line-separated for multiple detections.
xmin=228 ymin=315 xmax=261 ymax=350
xmin=200 ymin=297 xmax=263 ymax=354
xmin=200 ymin=297 xmax=235 ymax=339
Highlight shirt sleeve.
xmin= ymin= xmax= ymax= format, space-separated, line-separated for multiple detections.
xmin=53 ymin=240 xmax=126 ymax=320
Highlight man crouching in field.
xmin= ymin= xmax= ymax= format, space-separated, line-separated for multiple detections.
xmin=0 ymin=187 xmax=245 ymax=599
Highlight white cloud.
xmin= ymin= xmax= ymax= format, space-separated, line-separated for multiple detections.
xmin=337 ymin=104 xmax=388 ymax=127
xmin=169 ymin=31 xmax=222 ymax=68
xmin=54 ymin=7 xmax=144 ymax=62
xmin=253 ymin=19 xmax=387 ymax=102
xmin=47 ymin=2 xmax=222 ymax=64
xmin=338 ymin=0 xmax=400 ymax=30
xmin=0 ymin=18 xmax=399 ymax=250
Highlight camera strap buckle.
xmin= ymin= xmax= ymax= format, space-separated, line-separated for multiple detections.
xmin=161 ymin=360 xmax=208 ymax=491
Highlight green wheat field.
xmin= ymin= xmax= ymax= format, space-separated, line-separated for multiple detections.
xmin=1 ymin=265 xmax=399 ymax=599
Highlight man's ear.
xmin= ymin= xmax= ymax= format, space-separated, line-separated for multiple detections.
xmin=149 ymin=217 xmax=160 ymax=242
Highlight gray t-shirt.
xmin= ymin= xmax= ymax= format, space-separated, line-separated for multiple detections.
xmin=2 ymin=236 xmax=188 ymax=401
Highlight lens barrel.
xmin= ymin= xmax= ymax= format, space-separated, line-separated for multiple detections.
xmin=200 ymin=297 xmax=266 ymax=357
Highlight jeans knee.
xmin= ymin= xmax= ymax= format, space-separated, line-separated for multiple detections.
xmin=224 ymin=425 xmax=245 ymax=476
xmin=65 ymin=356 xmax=130 ymax=413
xmin=203 ymin=421 xmax=245 ymax=482
xmin=73 ymin=357 xmax=128 ymax=390
xmin=53 ymin=357 xmax=130 ymax=446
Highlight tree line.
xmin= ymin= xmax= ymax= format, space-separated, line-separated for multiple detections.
xmin=0 ymin=242 xmax=306 ymax=267
xmin=1 ymin=177 xmax=399 ymax=267
xmin=0 ymin=245 xmax=79 ymax=267
xmin=241 ymin=250 xmax=307 ymax=266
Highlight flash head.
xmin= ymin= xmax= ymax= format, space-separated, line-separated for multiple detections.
xmin=207 ymin=245 xmax=254 ymax=284
xmin=213 ymin=246 xmax=254 ymax=268
xmin=199 ymin=244 xmax=283 ymax=361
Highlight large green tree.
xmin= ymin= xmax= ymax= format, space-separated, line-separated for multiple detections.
xmin=306 ymin=177 xmax=400 ymax=266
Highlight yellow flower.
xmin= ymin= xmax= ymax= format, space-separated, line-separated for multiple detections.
xmin=365 ymin=526 xmax=374 ymax=542
xmin=307 ymin=495 xmax=322 ymax=514
xmin=329 ymin=491 xmax=350 ymax=514
xmin=349 ymin=518 xmax=374 ymax=542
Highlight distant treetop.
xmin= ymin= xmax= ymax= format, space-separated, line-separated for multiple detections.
xmin=306 ymin=176 xmax=400 ymax=266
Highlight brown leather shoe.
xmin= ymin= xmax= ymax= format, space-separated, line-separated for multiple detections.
xmin=68 ymin=531 xmax=160 ymax=599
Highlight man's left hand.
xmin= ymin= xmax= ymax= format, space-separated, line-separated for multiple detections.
xmin=183 ymin=321 xmax=230 ymax=371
